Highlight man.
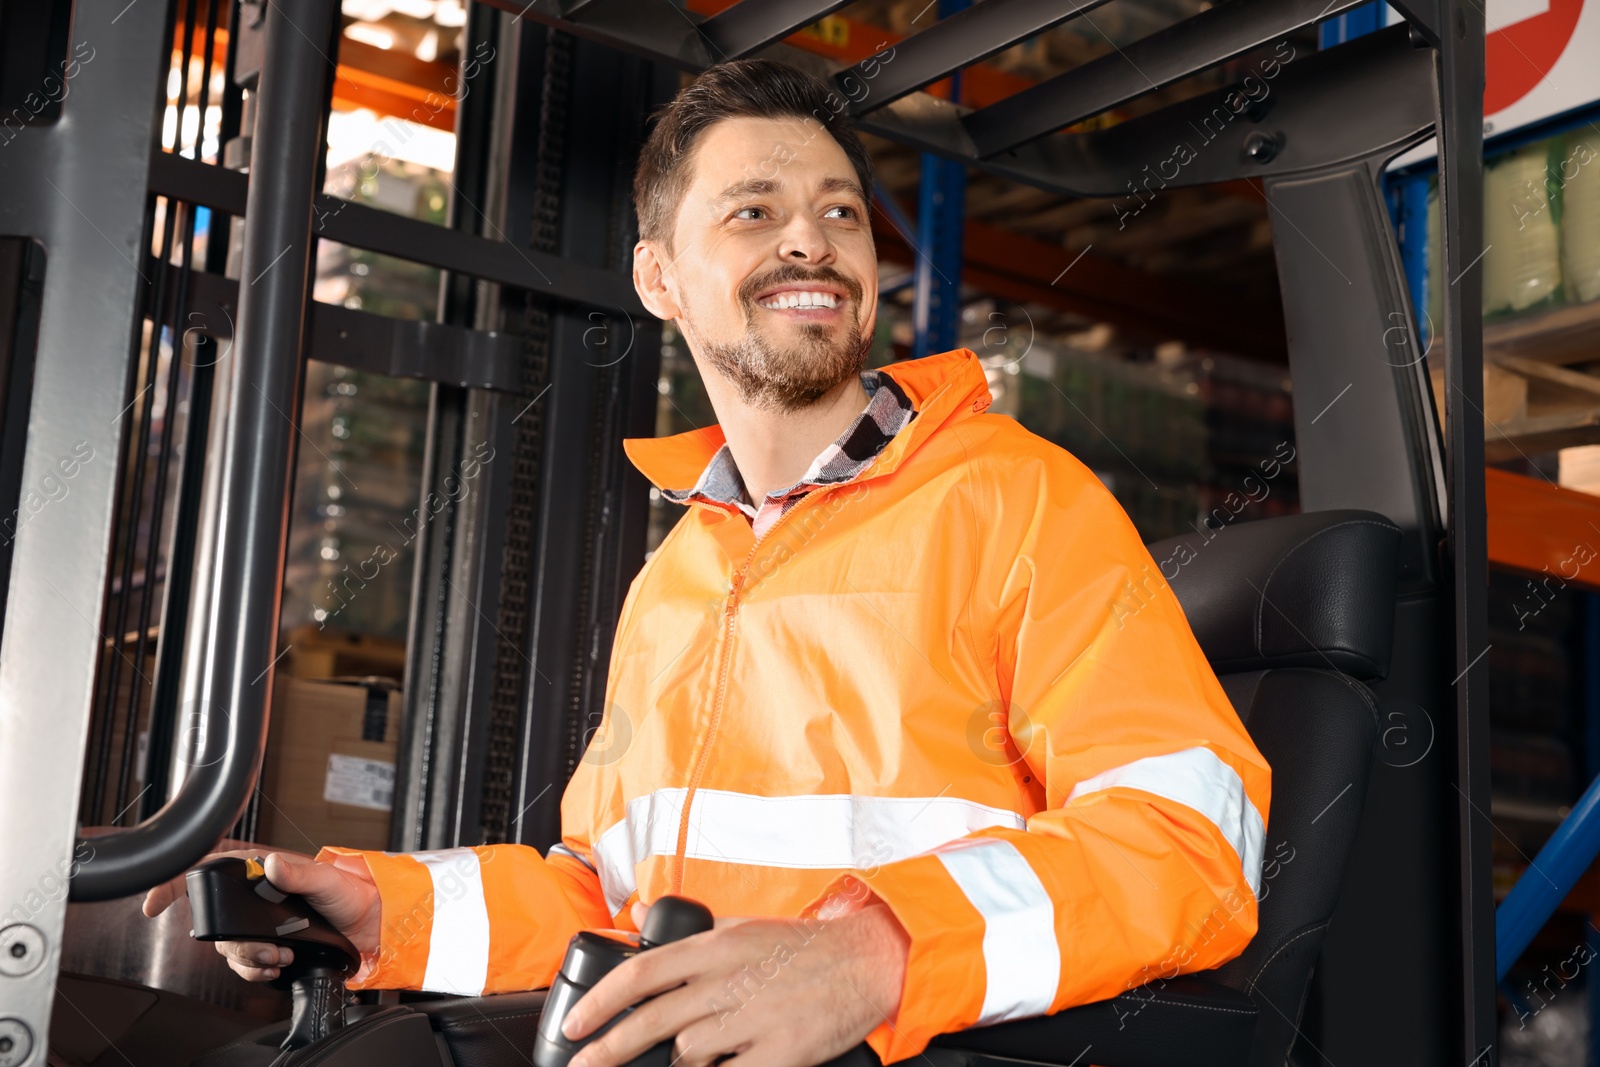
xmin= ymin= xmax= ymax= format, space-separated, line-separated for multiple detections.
xmin=146 ymin=59 xmax=1270 ymax=1067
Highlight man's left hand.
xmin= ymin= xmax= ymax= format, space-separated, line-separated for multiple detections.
xmin=561 ymin=900 xmax=911 ymax=1067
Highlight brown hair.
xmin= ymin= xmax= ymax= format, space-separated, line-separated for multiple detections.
xmin=632 ymin=58 xmax=875 ymax=252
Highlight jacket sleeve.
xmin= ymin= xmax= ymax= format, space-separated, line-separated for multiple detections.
xmin=314 ymin=834 xmax=613 ymax=995
xmin=311 ymin=571 xmax=660 ymax=995
xmin=798 ymin=455 xmax=1272 ymax=1064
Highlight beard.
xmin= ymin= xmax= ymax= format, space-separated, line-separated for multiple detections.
xmin=688 ymin=264 xmax=871 ymax=413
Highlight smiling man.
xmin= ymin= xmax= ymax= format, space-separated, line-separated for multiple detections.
xmin=146 ymin=59 xmax=1270 ymax=1067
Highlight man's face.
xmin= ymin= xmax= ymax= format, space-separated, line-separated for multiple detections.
xmin=636 ymin=115 xmax=879 ymax=412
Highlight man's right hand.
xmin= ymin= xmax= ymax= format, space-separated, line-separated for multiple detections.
xmin=142 ymin=849 xmax=381 ymax=983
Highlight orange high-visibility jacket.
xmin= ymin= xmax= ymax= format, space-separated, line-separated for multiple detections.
xmin=320 ymin=348 xmax=1272 ymax=1064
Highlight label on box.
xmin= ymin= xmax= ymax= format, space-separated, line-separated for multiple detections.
xmin=323 ymin=754 xmax=395 ymax=811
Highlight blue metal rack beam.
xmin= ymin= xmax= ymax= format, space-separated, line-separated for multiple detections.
xmin=912 ymin=153 xmax=967 ymax=360
xmin=1318 ymin=0 xmax=1388 ymax=48
xmin=1497 ymin=770 xmax=1600 ymax=979
xmin=910 ymin=0 xmax=970 ymax=361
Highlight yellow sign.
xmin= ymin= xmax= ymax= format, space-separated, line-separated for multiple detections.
xmin=798 ymin=16 xmax=849 ymax=47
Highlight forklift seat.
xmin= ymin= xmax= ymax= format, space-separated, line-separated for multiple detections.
xmin=192 ymin=508 xmax=1400 ymax=1067
xmin=921 ymin=508 xmax=1400 ymax=1067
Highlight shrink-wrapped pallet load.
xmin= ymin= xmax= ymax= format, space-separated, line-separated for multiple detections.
xmin=1560 ymin=136 xmax=1600 ymax=304
xmin=1482 ymin=140 xmax=1564 ymax=317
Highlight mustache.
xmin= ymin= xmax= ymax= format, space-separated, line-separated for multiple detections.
xmin=739 ymin=265 xmax=863 ymax=309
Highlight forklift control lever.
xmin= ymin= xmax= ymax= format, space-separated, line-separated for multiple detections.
xmin=187 ymin=856 xmax=360 ymax=1051
xmin=534 ymin=896 xmax=715 ymax=1067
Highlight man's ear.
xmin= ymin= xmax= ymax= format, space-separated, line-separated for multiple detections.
xmin=632 ymin=240 xmax=681 ymax=321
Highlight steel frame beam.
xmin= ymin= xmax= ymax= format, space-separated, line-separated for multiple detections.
xmin=181 ymin=267 xmax=524 ymax=392
xmin=858 ymin=26 xmax=1437 ymax=198
xmin=0 ymin=0 xmax=171 ymax=1054
xmin=69 ymin=0 xmax=340 ymax=901
xmin=959 ymin=0 xmax=1370 ymax=156
xmin=0 ymin=239 xmax=43 ymax=640
xmin=484 ymin=0 xmax=720 ymax=67
xmin=1389 ymin=0 xmax=1443 ymax=45
xmin=698 ymin=0 xmax=856 ymax=60
xmin=485 ymin=1 xmax=1436 ymax=203
xmin=1434 ymin=0 xmax=1496 ymax=1058
xmin=841 ymin=0 xmax=1113 ymax=113
xmin=390 ymin=0 xmax=517 ymax=853
xmin=385 ymin=12 xmax=670 ymax=853
xmin=146 ymin=150 xmax=645 ymax=315
xmin=506 ymin=30 xmax=670 ymax=852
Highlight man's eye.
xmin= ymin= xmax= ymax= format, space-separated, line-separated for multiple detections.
xmin=734 ymin=207 xmax=767 ymax=221
xmin=824 ymin=205 xmax=858 ymax=219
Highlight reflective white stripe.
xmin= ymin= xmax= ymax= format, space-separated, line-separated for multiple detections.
xmin=547 ymin=842 xmax=597 ymax=874
xmin=590 ymin=788 xmax=1028 ymax=916
xmin=593 ymin=788 xmax=688 ymax=915
xmin=934 ymin=837 xmax=1060 ymax=1024
xmin=413 ymin=849 xmax=490 ymax=996
xmin=1065 ymin=746 xmax=1266 ymax=897
xmin=685 ymin=790 xmax=1027 ymax=867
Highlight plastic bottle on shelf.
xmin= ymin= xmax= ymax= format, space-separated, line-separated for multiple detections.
xmin=1561 ymin=135 xmax=1600 ymax=304
xmin=1482 ymin=139 xmax=1564 ymax=317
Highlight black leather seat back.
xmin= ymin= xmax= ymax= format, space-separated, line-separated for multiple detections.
xmin=1147 ymin=510 xmax=1400 ymax=1067
xmin=1208 ymin=668 xmax=1379 ymax=1065
xmin=1150 ymin=510 xmax=1401 ymax=680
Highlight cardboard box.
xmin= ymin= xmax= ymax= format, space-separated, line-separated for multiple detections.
xmin=281 ymin=624 xmax=406 ymax=683
xmin=255 ymin=677 xmax=402 ymax=853
xmin=1430 ymin=361 xmax=1528 ymax=429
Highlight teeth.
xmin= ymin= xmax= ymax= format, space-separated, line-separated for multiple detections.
xmin=759 ymin=290 xmax=840 ymax=310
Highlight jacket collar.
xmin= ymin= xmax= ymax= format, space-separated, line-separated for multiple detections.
xmin=623 ymin=348 xmax=993 ymax=494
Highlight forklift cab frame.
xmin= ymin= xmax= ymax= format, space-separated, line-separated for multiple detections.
xmin=0 ymin=0 xmax=1494 ymax=1064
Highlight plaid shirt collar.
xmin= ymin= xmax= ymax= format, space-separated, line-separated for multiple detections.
xmin=660 ymin=369 xmax=917 ymax=528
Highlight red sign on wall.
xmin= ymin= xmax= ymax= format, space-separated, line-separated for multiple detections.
xmin=1484 ymin=0 xmax=1585 ymax=117
xmin=1387 ymin=0 xmax=1598 ymax=164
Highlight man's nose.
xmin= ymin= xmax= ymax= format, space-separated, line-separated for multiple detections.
xmin=775 ymin=215 xmax=835 ymax=264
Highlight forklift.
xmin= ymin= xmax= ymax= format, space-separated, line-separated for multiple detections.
xmin=0 ymin=0 xmax=1507 ymax=1063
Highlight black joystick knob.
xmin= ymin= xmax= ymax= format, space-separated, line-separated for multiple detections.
xmin=187 ymin=856 xmax=360 ymax=1052
xmin=534 ymin=896 xmax=714 ymax=1067
xmin=639 ymin=897 xmax=714 ymax=949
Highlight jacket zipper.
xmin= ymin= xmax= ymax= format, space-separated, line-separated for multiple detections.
xmin=672 ymin=569 xmax=740 ymax=893
xmin=668 ymin=492 xmax=827 ymax=894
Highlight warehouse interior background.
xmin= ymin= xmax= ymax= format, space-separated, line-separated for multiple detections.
xmin=38 ymin=0 xmax=1600 ymax=1062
